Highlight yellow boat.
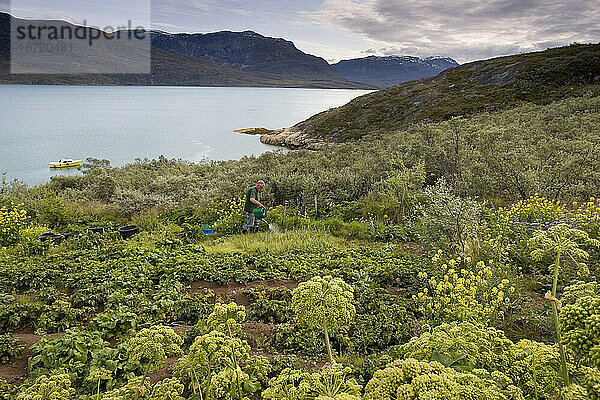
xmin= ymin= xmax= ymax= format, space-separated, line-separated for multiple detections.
xmin=49 ymin=159 xmax=82 ymax=168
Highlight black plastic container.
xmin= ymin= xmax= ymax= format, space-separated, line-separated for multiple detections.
xmin=63 ymin=232 xmax=80 ymax=239
xmin=88 ymin=227 xmax=105 ymax=234
xmin=50 ymin=235 xmax=63 ymax=245
xmin=39 ymin=232 xmax=56 ymax=242
xmin=117 ymin=225 xmax=139 ymax=239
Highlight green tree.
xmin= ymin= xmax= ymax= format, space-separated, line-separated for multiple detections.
xmin=417 ymin=179 xmax=480 ymax=252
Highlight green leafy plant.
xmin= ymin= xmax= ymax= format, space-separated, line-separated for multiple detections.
xmin=86 ymin=367 xmax=112 ymax=399
xmin=29 ymin=329 xmax=109 ymax=382
xmin=89 ymin=309 xmax=139 ymax=340
xmin=211 ymin=198 xmax=246 ymax=235
xmin=0 ymin=377 xmax=13 ymax=399
xmin=414 ymin=254 xmax=514 ymax=326
xmin=175 ymin=304 xmax=268 ymax=400
xmin=147 ymin=377 xmax=185 ymax=400
xmin=291 ymin=276 xmax=355 ymax=363
xmin=206 ymin=302 xmax=246 ymax=336
xmin=174 ymin=330 xmax=262 ymax=400
xmin=349 ymin=288 xmax=415 ymax=354
xmin=263 ymin=364 xmax=362 ymax=400
xmin=0 ymin=333 xmax=23 ymax=364
xmin=364 ymin=358 xmax=524 ymax=400
xmin=560 ymin=283 xmax=600 ymax=371
xmin=399 ymin=322 xmax=562 ymax=400
xmin=246 ymin=286 xmax=293 ymax=324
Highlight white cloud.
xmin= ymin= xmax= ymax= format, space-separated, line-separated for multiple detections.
xmin=309 ymin=0 xmax=600 ymax=62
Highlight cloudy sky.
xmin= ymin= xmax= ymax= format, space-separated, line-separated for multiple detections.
xmin=2 ymin=0 xmax=598 ymax=63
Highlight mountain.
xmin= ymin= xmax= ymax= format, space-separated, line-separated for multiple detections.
xmin=258 ymin=44 xmax=600 ymax=149
xmin=333 ymin=55 xmax=459 ymax=88
xmin=151 ymin=30 xmax=347 ymax=82
xmin=0 ymin=12 xmax=371 ymax=88
xmin=0 ymin=12 xmax=8 ymax=58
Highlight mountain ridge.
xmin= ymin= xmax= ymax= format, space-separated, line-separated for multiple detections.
xmin=150 ymin=29 xmax=347 ymax=82
xmin=333 ymin=55 xmax=459 ymax=88
xmin=0 ymin=12 xmax=372 ymax=89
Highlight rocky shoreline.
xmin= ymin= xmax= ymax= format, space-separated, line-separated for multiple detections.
xmin=235 ymin=127 xmax=332 ymax=150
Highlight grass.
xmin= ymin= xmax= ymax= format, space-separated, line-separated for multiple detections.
xmin=202 ymin=228 xmax=350 ymax=254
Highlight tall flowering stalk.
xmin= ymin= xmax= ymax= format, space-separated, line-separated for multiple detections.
xmin=291 ymin=276 xmax=355 ymax=363
xmin=530 ymin=224 xmax=600 ymax=388
xmin=126 ymin=326 xmax=183 ymax=400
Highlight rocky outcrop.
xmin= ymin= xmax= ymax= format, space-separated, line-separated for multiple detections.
xmin=258 ymin=128 xmax=332 ymax=150
xmin=233 ymin=128 xmax=276 ymax=135
xmin=235 ymin=126 xmax=333 ymax=150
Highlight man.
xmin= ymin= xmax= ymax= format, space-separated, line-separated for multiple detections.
xmin=242 ymin=180 xmax=265 ymax=233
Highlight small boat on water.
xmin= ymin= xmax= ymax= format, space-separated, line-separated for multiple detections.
xmin=49 ymin=159 xmax=82 ymax=168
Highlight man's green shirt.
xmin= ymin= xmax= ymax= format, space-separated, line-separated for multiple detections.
xmin=245 ymin=187 xmax=260 ymax=213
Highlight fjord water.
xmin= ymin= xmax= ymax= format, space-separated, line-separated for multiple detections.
xmin=0 ymin=85 xmax=372 ymax=185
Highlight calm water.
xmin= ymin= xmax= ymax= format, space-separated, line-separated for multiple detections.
xmin=0 ymin=86 xmax=372 ymax=185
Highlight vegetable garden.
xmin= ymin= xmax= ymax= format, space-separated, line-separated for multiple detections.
xmin=1 ymin=94 xmax=600 ymax=399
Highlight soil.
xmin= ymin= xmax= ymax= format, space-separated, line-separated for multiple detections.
xmin=385 ymin=287 xmax=407 ymax=296
xmin=170 ymin=324 xmax=194 ymax=335
xmin=397 ymin=242 xmax=425 ymax=256
xmin=189 ymin=279 xmax=298 ymax=310
xmin=242 ymin=322 xmax=273 ymax=347
xmin=529 ymin=292 xmax=547 ymax=311
xmin=0 ymin=330 xmax=63 ymax=386
xmin=148 ymin=356 xmax=179 ymax=385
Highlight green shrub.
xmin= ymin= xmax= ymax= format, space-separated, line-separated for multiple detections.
xmin=31 ymin=191 xmax=76 ymax=229
xmin=246 ymin=286 xmax=294 ymax=324
xmin=0 ymin=333 xmax=23 ymax=363
xmin=416 ymin=179 xmax=480 ymax=251
xmin=0 ymin=203 xmax=27 ymax=246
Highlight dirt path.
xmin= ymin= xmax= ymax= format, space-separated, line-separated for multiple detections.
xmin=190 ymin=279 xmax=298 ymax=309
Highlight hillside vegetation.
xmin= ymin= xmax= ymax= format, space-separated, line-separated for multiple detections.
xmin=23 ymin=92 xmax=600 ymax=218
xmin=273 ymin=44 xmax=600 ymax=143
